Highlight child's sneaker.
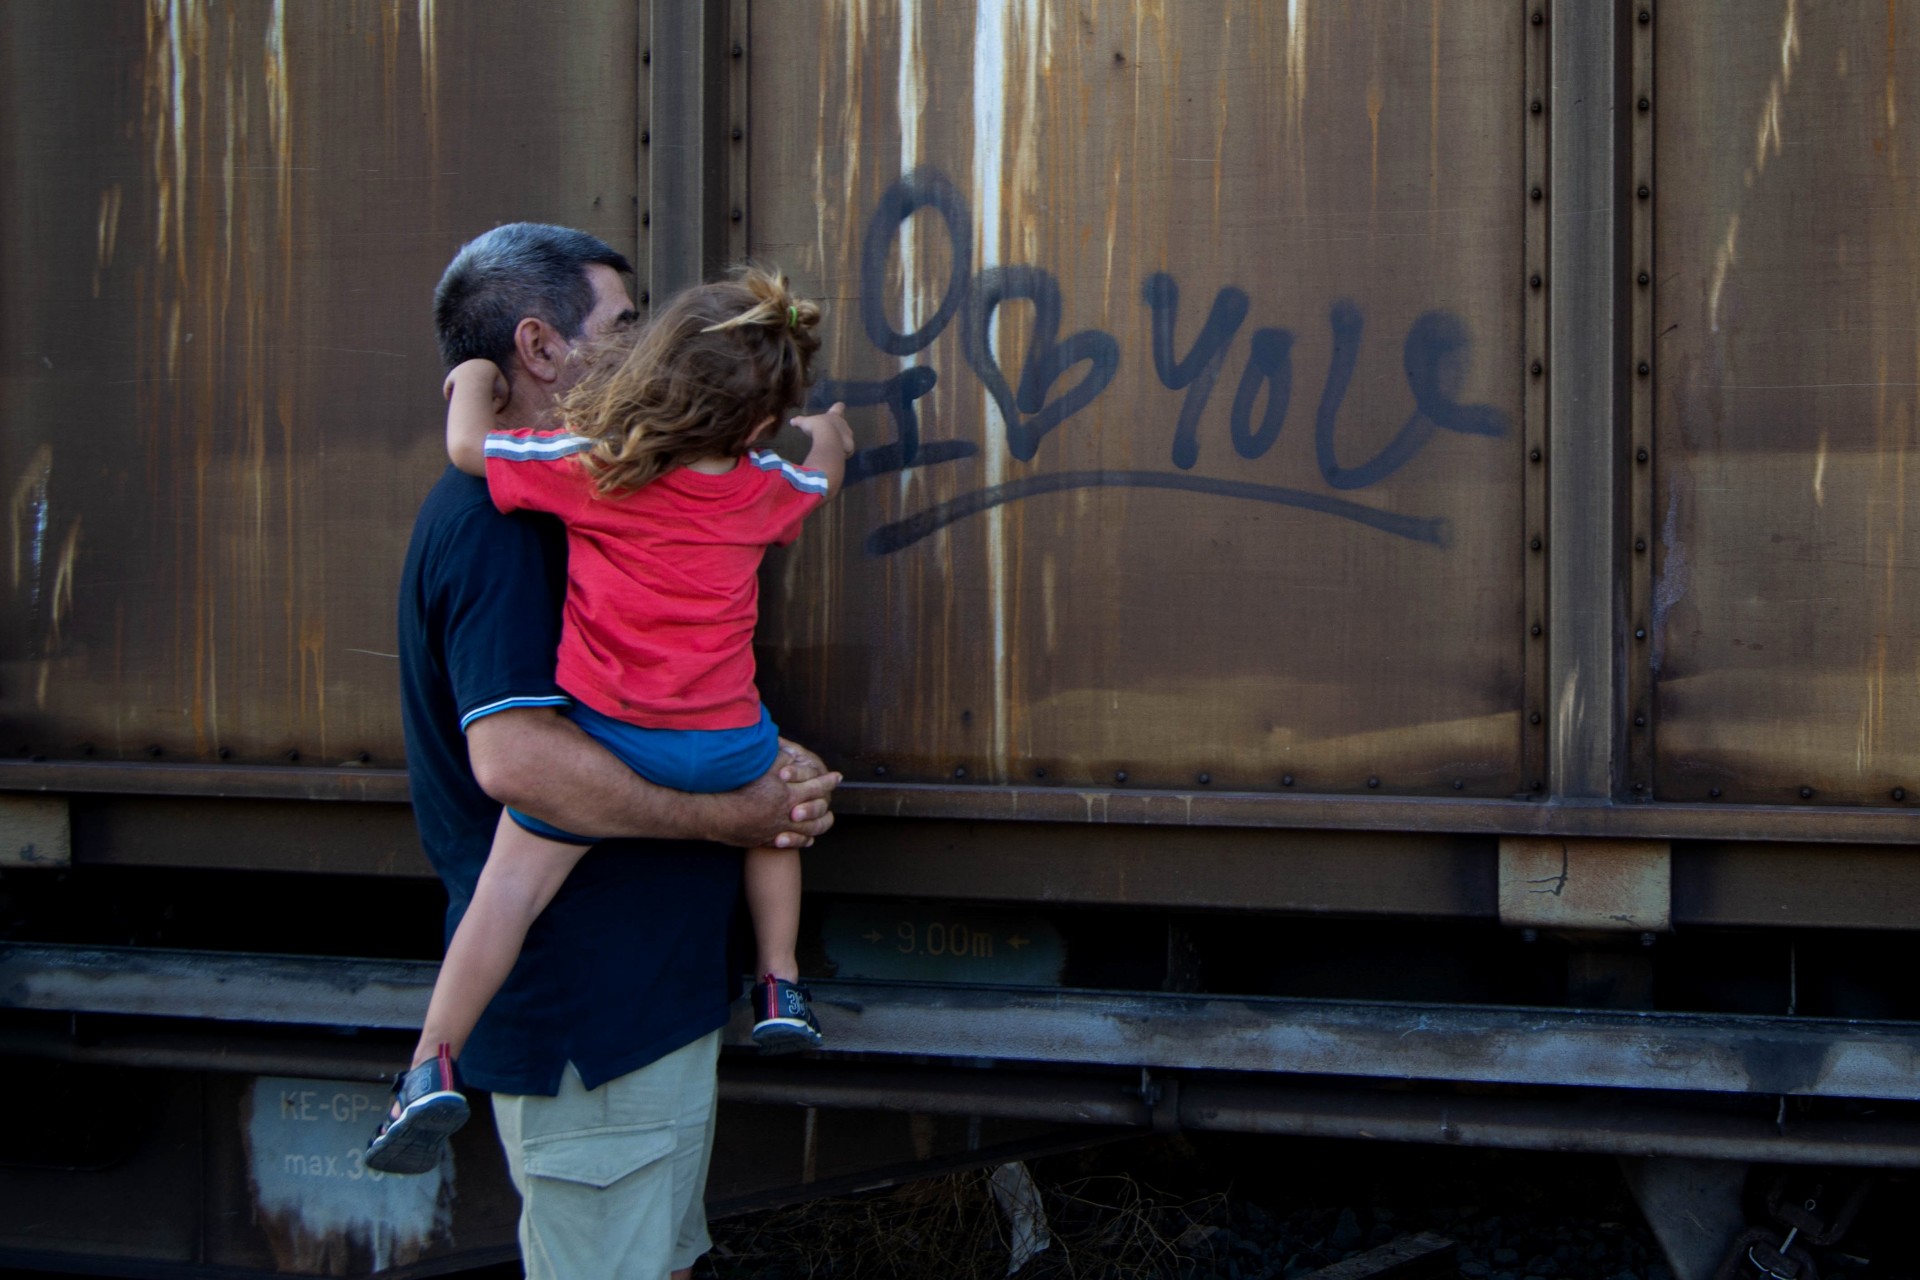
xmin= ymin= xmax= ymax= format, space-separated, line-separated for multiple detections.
xmin=751 ymin=974 xmax=823 ymax=1052
xmin=365 ymin=1044 xmax=469 ymax=1174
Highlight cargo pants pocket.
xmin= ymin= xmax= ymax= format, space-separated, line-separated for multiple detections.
xmin=520 ymin=1122 xmax=676 ymax=1189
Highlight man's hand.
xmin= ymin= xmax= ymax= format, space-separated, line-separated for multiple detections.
xmin=703 ymin=740 xmax=840 ymax=849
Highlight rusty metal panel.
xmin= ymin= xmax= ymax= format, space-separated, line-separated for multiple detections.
xmin=1652 ymin=4 xmax=1920 ymax=806
xmin=748 ymin=2 xmax=1530 ymax=795
xmin=0 ymin=1 xmax=639 ymax=769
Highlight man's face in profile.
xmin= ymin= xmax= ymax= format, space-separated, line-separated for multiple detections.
xmin=558 ymin=262 xmax=639 ymax=389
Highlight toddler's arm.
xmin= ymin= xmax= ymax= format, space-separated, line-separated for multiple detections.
xmin=444 ymin=358 xmax=510 ymax=477
xmin=790 ymin=401 xmax=854 ymax=499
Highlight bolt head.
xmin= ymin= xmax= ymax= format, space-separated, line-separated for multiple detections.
xmin=1531 ymin=536 xmax=1543 ymax=551
xmin=1531 ymin=186 xmax=1544 ymax=201
xmin=1281 ymin=774 xmax=1294 ymax=786
xmin=1634 ymin=715 xmax=1646 ymax=727
xmin=1638 ymin=361 xmax=1651 ymax=376
xmin=1531 ymin=623 xmax=1542 ymax=636
xmin=1530 ymin=448 xmax=1542 ymax=463
xmin=873 ymin=764 xmax=887 ymax=776
xmin=954 ymin=766 xmax=968 ymax=779
xmin=1638 ymin=97 xmax=1651 ymax=112
xmin=1115 ymin=770 xmax=1128 ymax=784
xmin=1197 ymin=772 xmax=1211 ymax=785
xmin=1531 ymin=10 xmax=1544 ymax=25
xmin=1367 ymin=776 xmax=1380 ymax=788
xmin=1530 ymin=99 xmax=1543 ymax=114
xmin=1639 ymin=9 xmax=1651 ymax=24
xmin=1638 ymin=184 xmax=1651 ymax=199
xmin=1709 ymin=787 xmax=1722 ymax=798
xmin=1635 ymin=628 xmax=1647 ymax=640
xmin=1638 ymin=271 xmax=1651 ymax=286
xmin=1530 ymin=273 xmax=1542 ymax=288
xmin=1529 ymin=712 xmax=1541 ymax=725
xmin=1452 ymin=780 xmax=1465 ymax=790
xmin=1800 ymin=786 xmax=1815 ymax=799
xmin=1637 ymin=448 xmax=1650 ymax=463
xmin=1531 ymin=360 xmax=1544 ymax=376
xmin=1895 ymin=787 xmax=1908 ymax=801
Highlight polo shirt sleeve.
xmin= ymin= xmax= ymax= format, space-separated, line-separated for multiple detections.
xmin=434 ymin=502 xmax=570 ymax=732
xmin=483 ymin=429 xmax=598 ymax=518
xmin=746 ymin=449 xmax=830 ymax=546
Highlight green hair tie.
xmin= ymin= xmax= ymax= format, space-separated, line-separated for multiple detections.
xmin=787 ymin=305 xmax=798 ymax=329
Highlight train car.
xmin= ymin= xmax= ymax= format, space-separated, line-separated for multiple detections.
xmin=3 ymin=2 xmax=1917 ymax=1275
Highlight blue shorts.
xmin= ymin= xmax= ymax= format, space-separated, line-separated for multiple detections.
xmin=507 ymin=701 xmax=781 ymax=844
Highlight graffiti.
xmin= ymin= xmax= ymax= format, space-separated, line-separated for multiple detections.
xmin=817 ymin=167 xmax=1509 ymax=555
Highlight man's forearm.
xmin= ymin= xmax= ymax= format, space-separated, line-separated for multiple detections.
xmin=467 ymin=708 xmax=717 ymax=841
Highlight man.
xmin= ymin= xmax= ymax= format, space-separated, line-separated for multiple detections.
xmin=397 ymin=222 xmax=838 ymax=1279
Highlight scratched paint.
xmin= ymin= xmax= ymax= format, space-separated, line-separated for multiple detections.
xmin=1656 ymin=1 xmax=1920 ymax=802
xmin=244 ymin=1076 xmax=453 ymax=1274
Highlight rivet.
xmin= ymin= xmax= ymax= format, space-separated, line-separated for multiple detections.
xmin=285 ymin=749 xmax=300 ymax=763
xmin=640 ymin=291 xmax=651 ymax=305
xmin=1530 ymin=186 xmax=1544 ymax=202
xmin=1709 ymin=787 xmax=1722 ymax=798
xmin=1198 ymin=773 xmax=1212 ymax=785
xmin=731 ymin=127 xmax=743 ymax=141
xmin=954 ymin=766 xmax=967 ymax=779
xmin=1895 ymin=787 xmax=1907 ymax=801
xmin=640 ymin=130 xmax=650 ymax=146
xmin=356 ymin=751 xmax=372 ymax=764
xmin=641 ymin=210 xmax=650 ymax=226
xmin=1800 ymin=786 xmax=1814 ymax=800
xmin=873 ymin=764 xmax=887 ymax=776
xmin=1635 ymin=537 xmax=1647 ymax=552
xmin=1530 ymin=536 xmax=1542 ymax=551
xmin=1531 ymin=779 xmax=1544 ymax=791
xmin=731 ymin=42 xmax=744 ymax=57
xmin=1035 ymin=767 xmax=1047 ymax=779
xmin=1529 ymin=712 xmax=1542 ymax=725
xmin=1116 ymin=770 xmax=1129 ymax=784
xmin=1638 ymin=96 xmax=1651 ymax=112
xmin=1631 ymin=781 xmax=1645 ymax=792
xmin=1638 ymin=271 xmax=1651 ymax=286
xmin=1529 ymin=272 xmax=1543 ymax=289
xmin=1452 ymin=780 xmax=1465 ymax=790
xmin=1638 ymin=9 xmax=1651 ymax=24
xmin=1638 ymin=184 xmax=1651 ymax=200
xmin=1637 ymin=360 xmax=1651 ymax=376
xmin=642 ymin=48 xmax=651 ymax=64
xmin=1531 ymin=10 xmax=1544 ymax=25
xmin=146 ymin=744 xmax=163 ymax=758
xmin=1282 ymin=775 xmax=1295 ymax=787
xmin=731 ymin=208 xmax=743 ymax=223
xmin=1531 ymin=623 xmax=1542 ymax=636
xmin=1634 ymin=627 xmax=1647 ymax=640
xmin=1530 ymin=99 xmax=1543 ymax=115
xmin=1530 ymin=448 xmax=1542 ymax=463
xmin=1637 ymin=447 xmax=1650 ymax=463
xmin=1367 ymin=776 xmax=1380 ymax=789
xmin=1531 ymin=360 xmax=1544 ymax=377
xmin=1634 ymin=715 xmax=1646 ymax=727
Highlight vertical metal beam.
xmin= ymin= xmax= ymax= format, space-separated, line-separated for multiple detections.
xmin=1547 ymin=1 xmax=1629 ymax=800
xmin=648 ymin=0 xmax=729 ymax=299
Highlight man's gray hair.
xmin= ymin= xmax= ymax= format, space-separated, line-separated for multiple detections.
xmin=432 ymin=223 xmax=634 ymax=370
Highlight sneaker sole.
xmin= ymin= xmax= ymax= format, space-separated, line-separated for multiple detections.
xmin=364 ymin=1091 xmax=470 ymax=1175
xmin=752 ymin=1017 xmax=823 ymax=1053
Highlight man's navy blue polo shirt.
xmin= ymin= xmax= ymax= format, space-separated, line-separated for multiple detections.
xmin=397 ymin=464 xmax=744 ymax=1097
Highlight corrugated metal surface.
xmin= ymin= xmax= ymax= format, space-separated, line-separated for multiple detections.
xmin=0 ymin=1 xmax=639 ymax=767
xmin=1653 ymin=2 xmax=1920 ymax=805
xmin=749 ymin=1 xmax=1529 ymax=794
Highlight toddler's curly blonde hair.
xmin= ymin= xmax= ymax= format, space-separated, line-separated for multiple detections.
xmin=561 ymin=264 xmax=822 ymax=494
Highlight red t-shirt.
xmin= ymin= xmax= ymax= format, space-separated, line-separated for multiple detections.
xmin=484 ymin=429 xmax=827 ymax=730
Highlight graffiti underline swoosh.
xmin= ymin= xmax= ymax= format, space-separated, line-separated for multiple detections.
xmin=865 ymin=470 xmax=1449 ymax=555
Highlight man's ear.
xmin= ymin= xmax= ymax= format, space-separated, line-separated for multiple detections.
xmin=511 ymin=316 xmax=567 ymax=386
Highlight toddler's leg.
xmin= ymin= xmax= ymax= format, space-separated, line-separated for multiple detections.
xmin=743 ymin=844 xmax=802 ymax=983
xmin=412 ymin=811 xmax=592 ymax=1066
xmin=745 ymin=845 xmax=822 ymax=1052
xmin=369 ymin=813 xmax=590 ymax=1173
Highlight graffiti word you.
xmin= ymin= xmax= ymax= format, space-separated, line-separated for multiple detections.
xmin=808 ymin=167 xmax=1510 ymax=555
